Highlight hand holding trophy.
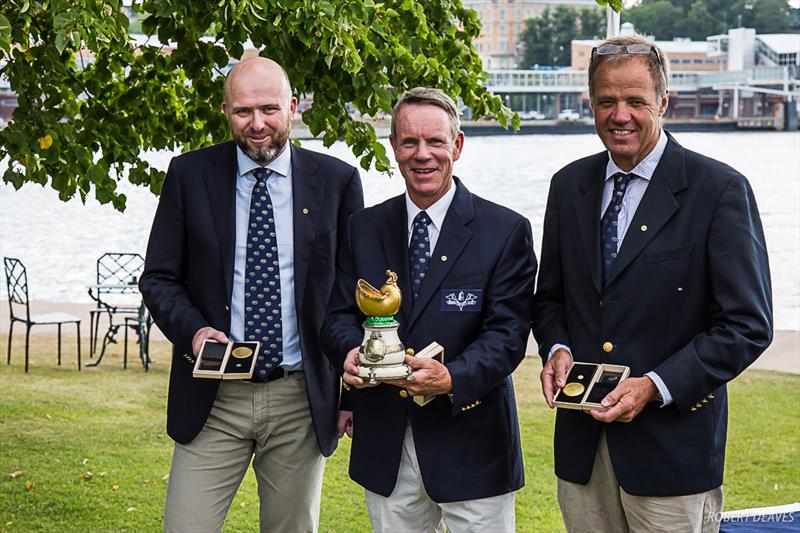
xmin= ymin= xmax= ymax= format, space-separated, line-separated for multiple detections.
xmin=355 ymin=270 xmax=414 ymax=384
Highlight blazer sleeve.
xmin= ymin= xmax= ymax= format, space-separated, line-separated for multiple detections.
xmin=333 ymin=167 xmax=364 ymax=410
xmin=337 ymin=167 xmax=364 ymax=255
xmin=139 ymin=158 xmax=209 ymax=354
xmin=446 ymin=217 xmax=537 ymax=414
xmin=532 ymin=177 xmax=571 ymax=363
xmin=653 ymin=174 xmax=773 ymax=415
xmin=320 ymin=215 xmax=364 ymax=374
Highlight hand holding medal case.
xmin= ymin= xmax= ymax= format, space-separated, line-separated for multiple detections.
xmin=409 ymin=342 xmax=444 ymax=407
xmin=193 ymin=339 xmax=260 ymax=379
xmin=554 ymin=362 xmax=630 ymax=411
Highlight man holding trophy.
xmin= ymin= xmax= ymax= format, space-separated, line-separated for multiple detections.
xmin=321 ymin=87 xmax=537 ymax=532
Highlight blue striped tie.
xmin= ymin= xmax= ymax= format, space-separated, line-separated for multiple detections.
xmin=601 ymin=172 xmax=633 ymax=285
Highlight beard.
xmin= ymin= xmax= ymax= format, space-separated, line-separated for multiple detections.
xmin=235 ymin=122 xmax=292 ymax=164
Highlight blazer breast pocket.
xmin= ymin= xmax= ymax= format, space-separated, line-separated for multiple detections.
xmin=440 ymin=289 xmax=483 ymax=312
xmin=645 ymin=243 xmax=695 ymax=264
xmin=440 ymin=272 xmax=484 ymax=312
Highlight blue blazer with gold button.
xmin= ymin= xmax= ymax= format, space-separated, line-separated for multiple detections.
xmin=321 ymin=178 xmax=537 ymax=503
xmin=533 ymin=133 xmax=773 ymax=496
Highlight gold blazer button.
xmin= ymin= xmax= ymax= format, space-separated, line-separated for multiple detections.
xmin=602 ymin=341 xmax=614 ymax=352
xmin=399 ymin=390 xmax=409 ymax=398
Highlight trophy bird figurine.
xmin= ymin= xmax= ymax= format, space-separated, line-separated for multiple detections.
xmin=356 ymin=270 xmax=402 ymax=317
xmin=354 ymin=270 xmax=412 ymax=383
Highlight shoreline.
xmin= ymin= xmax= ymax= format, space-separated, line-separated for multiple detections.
xmin=288 ymin=117 xmax=790 ymax=140
xmin=2 ymin=300 xmax=797 ymax=374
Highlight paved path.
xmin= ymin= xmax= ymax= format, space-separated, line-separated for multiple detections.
xmin=525 ymin=329 xmax=799 ymax=373
xmin=2 ymin=300 xmax=798 ymax=373
xmin=1 ymin=300 xmax=168 ymax=342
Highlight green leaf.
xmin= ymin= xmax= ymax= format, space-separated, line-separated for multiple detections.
xmin=0 ymin=15 xmax=11 ymax=51
xmin=55 ymin=30 xmax=68 ymax=54
xmin=53 ymin=12 xmax=71 ymax=29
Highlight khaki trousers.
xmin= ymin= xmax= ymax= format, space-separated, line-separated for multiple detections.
xmin=164 ymin=373 xmax=325 ymax=533
xmin=365 ymin=424 xmax=516 ymax=533
xmin=557 ymin=433 xmax=722 ymax=533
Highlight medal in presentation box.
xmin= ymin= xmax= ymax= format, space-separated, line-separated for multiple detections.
xmin=553 ymin=362 xmax=630 ymax=411
xmin=192 ymin=340 xmax=260 ymax=380
xmin=411 ymin=342 xmax=444 ymax=407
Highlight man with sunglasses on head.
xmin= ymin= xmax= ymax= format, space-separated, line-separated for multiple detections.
xmin=534 ymin=34 xmax=772 ymax=532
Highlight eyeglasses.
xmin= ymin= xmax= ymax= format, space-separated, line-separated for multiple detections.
xmin=591 ymin=43 xmax=662 ymax=66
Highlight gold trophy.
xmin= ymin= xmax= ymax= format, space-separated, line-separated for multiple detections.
xmin=355 ymin=270 xmax=413 ymax=384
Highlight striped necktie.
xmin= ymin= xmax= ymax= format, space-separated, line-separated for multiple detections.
xmin=600 ymin=172 xmax=633 ymax=285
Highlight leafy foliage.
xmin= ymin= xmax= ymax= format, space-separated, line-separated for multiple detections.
xmin=624 ymin=0 xmax=795 ymax=40
xmin=520 ymin=6 xmax=605 ymax=68
xmin=593 ymin=0 xmax=624 ymax=12
xmin=0 ymin=0 xmax=516 ymax=211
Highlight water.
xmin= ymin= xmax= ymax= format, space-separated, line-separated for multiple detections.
xmin=1 ymin=131 xmax=798 ymax=330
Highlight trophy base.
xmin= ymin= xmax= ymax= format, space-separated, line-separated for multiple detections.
xmin=357 ymin=364 xmax=413 ymax=384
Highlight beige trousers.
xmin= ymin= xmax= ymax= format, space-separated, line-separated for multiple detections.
xmin=163 ymin=374 xmax=326 ymax=533
xmin=557 ymin=433 xmax=722 ymax=533
xmin=365 ymin=424 xmax=516 ymax=533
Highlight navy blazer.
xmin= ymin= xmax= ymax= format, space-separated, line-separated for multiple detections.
xmin=321 ymin=178 xmax=537 ymax=502
xmin=140 ymin=141 xmax=363 ymax=456
xmin=533 ymin=133 xmax=773 ymax=496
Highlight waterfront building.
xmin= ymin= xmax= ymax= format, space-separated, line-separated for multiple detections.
xmin=486 ymin=23 xmax=799 ymax=123
xmin=464 ymin=0 xmax=601 ymax=70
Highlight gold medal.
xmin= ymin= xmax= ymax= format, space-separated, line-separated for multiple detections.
xmin=231 ymin=347 xmax=253 ymax=359
xmin=562 ymin=382 xmax=585 ymax=397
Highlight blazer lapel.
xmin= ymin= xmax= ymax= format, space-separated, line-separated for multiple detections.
xmin=575 ymin=155 xmax=607 ymax=294
xmin=406 ymin=179 xmax=474 ymax=331
xmin=606 ymin=135 xmax=688 ymax=286
xmin=206 ymin=142 xmax=238 ymax=303
xmin=290 ymin=145 xmax=325 ymax=313
xmin=379 ymin=196 xmax=413 ymax=325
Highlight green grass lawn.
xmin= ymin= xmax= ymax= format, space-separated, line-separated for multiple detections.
xmin=1 ymin=334 xmax=798 ymax=532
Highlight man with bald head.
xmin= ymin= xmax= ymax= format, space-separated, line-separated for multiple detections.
xmin=140 ymin=57 xmax=364 ymax=532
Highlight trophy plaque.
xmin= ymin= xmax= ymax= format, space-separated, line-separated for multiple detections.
xmin=553 ymin=362 xmax=630 ymax=411
xmin=193 ymin=339 xmax=260 ymax=380
xmin=355 ymin=270 xmax=413 ymax=384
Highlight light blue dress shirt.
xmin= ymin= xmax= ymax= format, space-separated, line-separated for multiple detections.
xmin=550 ymin=130 xmax=674 ymax=406
xmin=230 ymin=146 xmax=302 ymax=370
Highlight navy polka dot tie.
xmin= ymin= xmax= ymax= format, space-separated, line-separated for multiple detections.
xmin=245 ymin=167 xmax=283 ymax=381
xmin=409 ymin=211 xmax=431 ymax=301
xmin=601 ymin=172 xmax=633 ymax=285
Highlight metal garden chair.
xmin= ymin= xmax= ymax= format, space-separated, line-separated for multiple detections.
xmin=124 ymin=304 xmax=153 ymax=371
xmin=3 ymin=257 xmax=82 ymax=372
xmin=88 ymin=252 xmax=144 ymax=357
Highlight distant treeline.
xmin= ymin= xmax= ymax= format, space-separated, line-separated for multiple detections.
xmin=624 ymin=0 xmax=797 ymax=41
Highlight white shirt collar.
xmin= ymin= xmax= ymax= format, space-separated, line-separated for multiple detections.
xmin=605 ymin=129 xmax=668 ymax=182
xmin=236 ymin=143 xmax=292 ymax=178
xmin=405 ymin=181 xmax=458 ymax=234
